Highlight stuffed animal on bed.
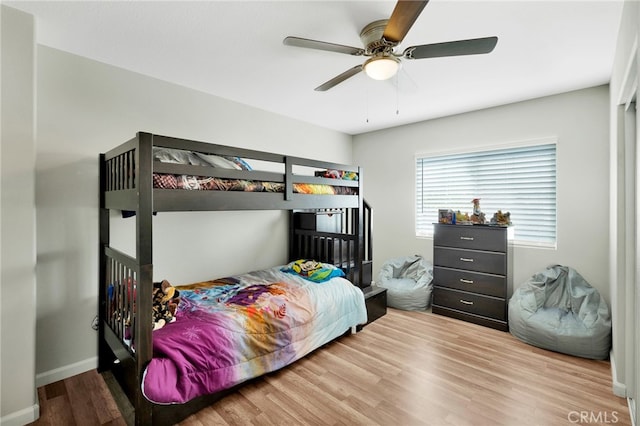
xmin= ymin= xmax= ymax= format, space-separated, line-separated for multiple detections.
xmin=152 ymin=280 xmax=180 ymax=330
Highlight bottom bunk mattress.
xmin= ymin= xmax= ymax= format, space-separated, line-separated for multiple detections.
xmin=142 ymin=262 xmax=367 ymax=404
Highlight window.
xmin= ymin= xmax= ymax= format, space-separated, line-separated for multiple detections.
xmin=415 ymin=141 xmax=557 ymax=246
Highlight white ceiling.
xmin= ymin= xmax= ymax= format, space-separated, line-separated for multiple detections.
xmin=7 ymin=0 xmax=625 ymax=135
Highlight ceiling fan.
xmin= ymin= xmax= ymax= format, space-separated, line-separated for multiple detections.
xmin=283 ymin=0 xmax=498 ymax=92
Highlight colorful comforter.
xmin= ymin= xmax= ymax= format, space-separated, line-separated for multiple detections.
xmin=142 ymin=265 xmax=367 ymax=404
xmin=153 ymin=173 xmax=357 ymax=195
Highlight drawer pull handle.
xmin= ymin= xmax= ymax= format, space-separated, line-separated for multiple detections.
xmin=460 ymin=299 xmax=474 ymax=305
xmin=460 ymin=257 xmax=474 ymax=262
xmin=460 ymin=278 xmax=474 ymax=284
xmin=460 ymin=236 xmax=474 ymax=241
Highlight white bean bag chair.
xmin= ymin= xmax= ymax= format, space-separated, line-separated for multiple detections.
xmin=377 ymin=255 xmax=433 ymax=311
xmin=508 ymin=265 xmax=611 ymax=360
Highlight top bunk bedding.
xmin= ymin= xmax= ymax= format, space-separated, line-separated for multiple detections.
xmin=151 ymin=146 xmax=358 ymax=195
xmin=101 ymin=132 xmax=362 ymax=212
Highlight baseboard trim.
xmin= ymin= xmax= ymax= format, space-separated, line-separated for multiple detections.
xmin=0 ymin=404 xmax=39 ymax=426
xmin=35 ymin=356 xmax=97 ymax=388
xmin=629 ymin=397 xmax=637 ymax=426
xmin=610 ymin=350 xmax=627 ymax=397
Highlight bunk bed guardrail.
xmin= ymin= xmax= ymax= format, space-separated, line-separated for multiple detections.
xmin=289 ymin=203 xmax=372 ymax=287
xmin=102 ymin=132 xmax=362 ymax=212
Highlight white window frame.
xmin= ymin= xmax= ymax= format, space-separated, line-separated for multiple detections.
xmin=415 ymin=138 xmax=557 ymax=248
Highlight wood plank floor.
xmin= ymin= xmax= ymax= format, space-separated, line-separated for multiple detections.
xmin=31 ymin=309 xmax=631 ymax=426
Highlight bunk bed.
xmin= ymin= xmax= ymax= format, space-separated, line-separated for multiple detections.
xmin=98 ymin=132 xmax=374 ymax=425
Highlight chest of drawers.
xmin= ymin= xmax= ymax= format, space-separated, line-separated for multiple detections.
xmin=432 ymin=224 xmax=510 ymax=331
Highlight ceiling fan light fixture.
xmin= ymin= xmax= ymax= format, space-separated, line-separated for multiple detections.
xmin=363 ymin=55 xmax=400 ymax=80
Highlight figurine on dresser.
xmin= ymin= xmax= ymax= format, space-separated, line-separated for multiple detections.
xmin=470 ymin=198 xmax=486 ymax=224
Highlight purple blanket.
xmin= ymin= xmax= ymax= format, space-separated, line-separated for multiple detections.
xmin=142 ymin=266 xmax=366 ymax=404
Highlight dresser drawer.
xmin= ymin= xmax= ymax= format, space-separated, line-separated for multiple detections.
xmin=434 ymin=247 xmax=506 ymax=275
xmin=433 ymin=266 xmax=506 ymax=298
xmin=434 ymin=225 xmax=506 ymax=252
xmin=433 ymin=287 xmax=506 ymax=321
xmin=431 ymin=306 xmax=508 ymax=332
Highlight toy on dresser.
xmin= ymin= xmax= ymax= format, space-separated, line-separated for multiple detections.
xmin=470 ymin=198 xmax=486 ymax=224
xmin=490 ymin=210 xmax=512 ymax=226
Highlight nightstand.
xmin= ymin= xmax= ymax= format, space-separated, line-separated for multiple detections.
xmin=357 ymin=285 xmax=387 ymax=330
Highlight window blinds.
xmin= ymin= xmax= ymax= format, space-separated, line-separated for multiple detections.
xmin=415 ymin=142 xmax=557 ymax=245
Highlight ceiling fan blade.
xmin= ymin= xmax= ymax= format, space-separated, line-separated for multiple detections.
xmin=283 ymin=36 xmax=365 ymax=56
xmin=315 ymin=65 xmax=363 ymax=92
xmin=383 ymin=0 xmax=429 ymax=44
xmin=403 ymin=36 xmax=498 ymax=59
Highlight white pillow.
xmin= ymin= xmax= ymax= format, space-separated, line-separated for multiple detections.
xmin=194 ymin=152 xmax=241 ymax=169
xmin=152 ymin=147 xmax=210 ymax=166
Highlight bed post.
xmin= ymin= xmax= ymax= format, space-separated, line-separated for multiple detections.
xmin=288 ymin=210 xmax=295 ymax=262
xmin=357 ymin=167 xmax=365 ymax=288
xmin=135 ymin=132 xmax=154 ymax=425
xmin=98 ymin=153 xmax=113 ymax=372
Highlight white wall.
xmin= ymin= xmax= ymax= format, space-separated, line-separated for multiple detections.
xmin=0 ymin=6 xmax=38 ymax=425
xmin=34 ymin=46 xmax=352 ymax=384
xmin=353 ymin=86 xmax=611 ymax=301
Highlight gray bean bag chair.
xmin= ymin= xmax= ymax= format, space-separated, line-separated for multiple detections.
xmin=508 ymin=265 xmax=611 ymax=360
xmin=377 ymin=255 xmax=433 ymax=311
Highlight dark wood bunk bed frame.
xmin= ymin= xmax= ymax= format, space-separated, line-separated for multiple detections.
xmin=98 ymin=132 xmax=374 ymax=425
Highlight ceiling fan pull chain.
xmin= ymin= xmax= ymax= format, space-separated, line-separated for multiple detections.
xmin=366 ymin=87 xmax=370 ymax=123
xmin=396 ymin=73 xmax=400 ymax=116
